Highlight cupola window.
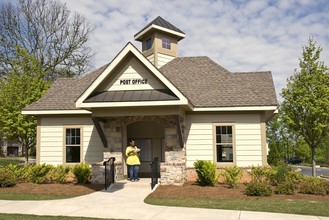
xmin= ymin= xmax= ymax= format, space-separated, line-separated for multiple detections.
xmin=162 ymin=37 xmax=171 ymax=50
xmin=146 ymin=38 xmax=152 ymax=50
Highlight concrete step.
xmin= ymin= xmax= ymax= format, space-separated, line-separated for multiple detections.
xmin=110 ymin=178 xmax=153 ymax=190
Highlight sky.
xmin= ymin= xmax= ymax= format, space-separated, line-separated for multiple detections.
xmin=3 ymin=0 xmax=329 ymax=100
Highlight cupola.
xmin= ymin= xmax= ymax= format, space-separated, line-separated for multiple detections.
xmin=134 ymin=16 xmax=185 ymax=68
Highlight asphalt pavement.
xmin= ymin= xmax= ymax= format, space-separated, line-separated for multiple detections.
xmin=294 ymin=165 xmax=329 ymax=177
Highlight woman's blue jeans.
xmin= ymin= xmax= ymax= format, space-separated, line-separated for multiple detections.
xmin=128 ymin=165 xmax=139 ymax=180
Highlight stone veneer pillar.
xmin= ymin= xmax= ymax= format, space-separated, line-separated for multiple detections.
xmin=159 ymin=126 xmax=187 ymax=186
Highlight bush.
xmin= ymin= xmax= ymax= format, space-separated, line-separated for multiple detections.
xmin=28 ymin=163 xmax=53 ymax=184
xmin=245 ymin=181 xmax=272 ymax=196
xmin=271 ymin=162 xmax=290 ymax=185
xmin=220 ymin=166 xmax=242 ymax=188
xmin=4 ymin=164 xmax=25 ymax=182
xmin=275 ymin=180 xmax=296 ymax=195
xmin=51 ymin=165 xmax=71 ymax=183
xmin=72 ymin=162 xmax=91 ymax=184
xmin=299 ymin=176 xmax=327 ymax=195
xmin=193 ymin=160 xmax=218 ymax=186
xmin=0 ymin=168 xmax=17 ymax=187
xmin=249 ymin=166 xmax=274 ymax=184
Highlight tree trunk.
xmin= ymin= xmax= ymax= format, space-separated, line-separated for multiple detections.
xmin=24 ymin=143 xmax=29 ymax=165
xmin=311 ymin=146 xmax=316 ymax=177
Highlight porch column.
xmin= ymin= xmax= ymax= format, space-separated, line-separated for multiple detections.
xmin=160 ymin=116 xmax=187 ymax=186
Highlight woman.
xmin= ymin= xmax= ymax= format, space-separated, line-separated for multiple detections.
xmin=125 ymin=139 xmax=141 ymax=182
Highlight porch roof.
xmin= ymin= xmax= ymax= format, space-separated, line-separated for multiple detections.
xmin=84 ymin=89 xmax=178 ymax=103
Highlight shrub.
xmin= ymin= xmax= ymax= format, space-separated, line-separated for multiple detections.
xmin=299 ymin=176 xmax=327 ymax=195
xmin=245 ymin=181 xmax=272 ymax=196
xmin=220 ymin=166 xmax=242 ymax=188
xmin=72 ymin=162 xmax=91 ymax=184
xmin=0 ymin=168 xmax=17 ymax=187
xmin=193 ymin=160 xmax=218 ymax=186
xmin=249 ymin=166 xmax=274 ymax=184
xmin=275 ymin=180 xmax=296 ymax=195
xmin=271 ymin=162 xmax=290 ymax=185
xmin=4 ymin=164 xmax=24 ymax=182
xmin=28 ymin=163 xmax=53 ymax=184
xmin=51 ymin=165 xmax=71 ymax=183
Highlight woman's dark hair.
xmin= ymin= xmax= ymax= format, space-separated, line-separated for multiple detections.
xmin=128 ymin=139 xmax=135 ymax=144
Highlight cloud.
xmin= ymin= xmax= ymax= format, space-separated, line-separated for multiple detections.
xmin=59 ymin=0 xmax=329 ymax=100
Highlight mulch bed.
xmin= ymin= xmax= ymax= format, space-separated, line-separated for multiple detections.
xmin=148 ymin=181 xmax=329 ymax=201
xmin=0 ymin=182 xmax=104 ymax=197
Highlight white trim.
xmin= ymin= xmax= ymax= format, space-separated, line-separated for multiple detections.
xmin=22 ymin=110 xmax=91 ymax=115
xmin=134 ymin=24 xmax=186 ymax=41
xmin=193 ymin=106 xmax=277 ymax=112
xmin=75 ymin=43 xmax=189 ymax=109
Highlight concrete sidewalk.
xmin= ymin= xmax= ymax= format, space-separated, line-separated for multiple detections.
xmin=0 ymin=179 xmax=328 ymax=220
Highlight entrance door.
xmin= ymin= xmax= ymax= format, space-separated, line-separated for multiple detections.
xmin=127 ymin=121 xmax=164 ymax=177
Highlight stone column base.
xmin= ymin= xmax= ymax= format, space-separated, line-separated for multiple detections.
xmin=91 ymin=161 xmax=123 ymax=184
xmin=160 ymin=161 xmax=186 ymax=186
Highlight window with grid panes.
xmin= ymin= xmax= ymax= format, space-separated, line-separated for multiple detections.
xmin=215 ymin=126 xmax=233 ymax=162
xmin=162 ymin=37 xmax=171 ymax=49
xmin=65 ymin=128 xmax=81 ymax=163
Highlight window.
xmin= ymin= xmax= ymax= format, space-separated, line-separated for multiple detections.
xmin=146 ymin=38 xmax=152 ymax=50
xmin=162 ymin=37 xmax=171 ymax=49
xmin=215 ymin=125 xmax=234 ymax=162
xmin=65 ymin=128 xmax=81 ymax=163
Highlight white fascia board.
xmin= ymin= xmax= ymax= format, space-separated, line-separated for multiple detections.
xmin=193 ymin=106 xmax=278 ymax=112
xmin=76 ymin=43 xmax=188 ymax=108
xmin=134 ymin=24 xmax=186 ymax=40
xmin=78 ymin=100 xmax=188 ymax=108
xmin=21 ymin=110 xmax=91 ymax=115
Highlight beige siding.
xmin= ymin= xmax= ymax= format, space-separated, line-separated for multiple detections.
xmin=39 ymin=117 xmax=103 ymax=165
xmin=185 ymin=114 xmax=262 ymax=168
xmin=158 ymin=53 xmax=175 ymax=68
xmin=106 ymin=57 xmax=165 ymax=91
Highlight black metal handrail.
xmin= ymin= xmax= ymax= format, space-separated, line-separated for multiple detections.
xmin=150 ymin=157 xmax=159 ymax=189
xmin=103 ymin=157 xmax=115 ymax=190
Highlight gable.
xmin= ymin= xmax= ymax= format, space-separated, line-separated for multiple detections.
xmin=75 ymin=43 xmax=189 ymax=108
xmin=100 ymin=56 xmax=166 ymax=91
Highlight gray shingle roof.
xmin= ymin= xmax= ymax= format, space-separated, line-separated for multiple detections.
xmin=23 ymin=56 xmax=277 ymax=111
xmin=160 ymin=56 xmax=278 ymax=107
xmin=23 ymin=63 xmax=109 ymax=111
xmin=134 ymin=16 xmax=185 ymax=38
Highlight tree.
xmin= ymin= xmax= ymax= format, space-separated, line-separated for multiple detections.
xmin=267 ymin=107 xmax=295 ymax=165
xmin=281 ymin=37 xmax=329 ymax=176
xmin=0 ymin=47 xmax=50 ymax=163
xmin=0 ymin=0 xmax=94 ymax=79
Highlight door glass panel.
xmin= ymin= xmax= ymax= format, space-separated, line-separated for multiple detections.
xmin=134 ymin=139 xmax=152 ymax=162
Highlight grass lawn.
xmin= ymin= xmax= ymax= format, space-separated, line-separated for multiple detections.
xmin=0 ymin=157 xmax=25 ymax=167
xmin=145 ymin=197 xmax=329 ymax=217
xmin=0 ymin=214 xmax=121 ymax=220
xmin=145 ymin=181 xmax=329 ymax=217
xmin=0 ymin=193 xmax=72 ymax=200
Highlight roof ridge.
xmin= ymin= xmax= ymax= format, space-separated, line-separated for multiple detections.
xmin=232 ymin=71 xmax=271 ymax=74
xmin=134 ymin=16 xmax=185 ymax=37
